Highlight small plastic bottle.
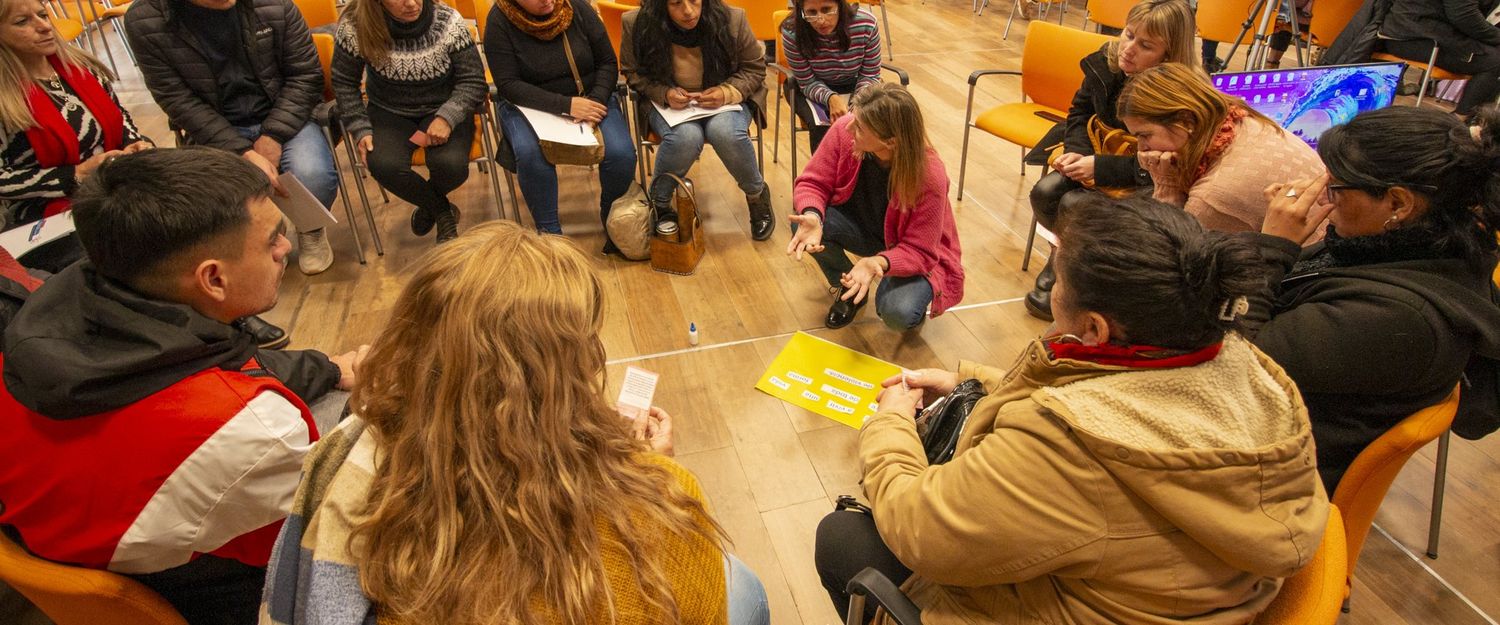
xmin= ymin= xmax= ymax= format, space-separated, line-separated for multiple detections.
xmin=688 ymin=322 xmax=699 ymax=346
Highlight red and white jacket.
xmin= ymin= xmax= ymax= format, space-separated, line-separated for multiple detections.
xmin=0 ymin=356 xmax=318 ymax=574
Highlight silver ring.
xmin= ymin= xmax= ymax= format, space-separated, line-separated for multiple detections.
xmin=1285 ymin=188 xmax=1298 ymax=198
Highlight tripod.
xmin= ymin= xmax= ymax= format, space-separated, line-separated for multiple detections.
xmin=1222 ymin=0 xmax=1306 ymax=71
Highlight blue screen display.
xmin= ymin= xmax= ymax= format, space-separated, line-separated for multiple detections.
xmin=1210 ymin=62 xmax=1405 ymax=149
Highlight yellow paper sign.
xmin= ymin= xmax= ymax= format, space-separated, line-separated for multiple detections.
xmin=755 ymin=332 xmax=903 ymax=429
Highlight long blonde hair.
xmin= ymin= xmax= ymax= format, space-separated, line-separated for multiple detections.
xmin=1117 ymin=62 xmax=1278 ymax=187
xmin=0 ymin=0 xmax=112 ymax=135
xmin=1107 ymin=0 xmax=1197 ymax=73
xmin=349 ymin=221 xmax=725 ymax=625
xmin=851 ymin=83 xmax=930 ymax=210
xmin=344 ymin=0 xmax=399 ymax=64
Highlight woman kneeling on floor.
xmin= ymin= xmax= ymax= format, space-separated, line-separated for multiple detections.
xmin=786 ymin=83 xmax=963 ymax=331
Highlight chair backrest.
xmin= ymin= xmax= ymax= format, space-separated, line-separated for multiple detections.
xmin=725 ymin=0 xmax=785 ymax=43
xmin=0 ymin=533 xmax=189 ymax=625
xmin=311 ymin=32 xmax=337 ymax=102
xmin=1196 ymin=0 xmax=1272 ymax=46
xmin=1307 ymin=0 xmax=1362 ymax=47
xmin=773 ymin=8 xmax=790 ymax=69
xmin=1086 ymin=0 xmax=1138 ymax=32
xmin=292 ymin=0 xmax=339 ymax=29
xmin=1252 ymin=505 xmax=1348 ymax=625
xmin=444 ymin=0 xmax=494 ymax=35
xmin=597 ymin=0 xmax=632 ymax=58
xmin=1022 ymin=21 xmax=1113 ymax=112
xmin=1331 ymin=385 xmax=1459 ymax=580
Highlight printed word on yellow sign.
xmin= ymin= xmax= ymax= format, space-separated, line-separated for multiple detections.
xmin=755 ymin=332 xmax=902 ymax=429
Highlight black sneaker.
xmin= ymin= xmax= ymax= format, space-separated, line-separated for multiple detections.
xmin=237 ymin=315 xmax=290 ymax=350
xmin=435 ymin=206 xmax=459 ymax=244
xmin=410 ymin=207 xmax=435 ymax=236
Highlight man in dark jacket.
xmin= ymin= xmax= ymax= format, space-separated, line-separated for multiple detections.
xmin=1379 ymin=0 xmax=1500 ymax=114
xmin=0 ymin=148 xmax=366 ymax=625
xmin=125 ymin=0 xmax=341 ymax=289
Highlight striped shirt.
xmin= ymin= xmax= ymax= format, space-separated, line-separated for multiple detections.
xmin=780 ymin=10 xmax=882 ymax=106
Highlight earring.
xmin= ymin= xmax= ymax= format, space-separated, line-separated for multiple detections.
xmin=1383 ymin=215 xmax=1401 ymax=231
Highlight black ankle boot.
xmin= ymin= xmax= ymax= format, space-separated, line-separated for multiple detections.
xmin=1024 ymin=288 xmax=1053 ymax=321
xmin=434 ymin=205 xmax=459 ymax=244
xmin=237 ymin=315 xmax=290 ymax=350
xmin=825 ymin=288 xmax=867 ymax=329
xmin=748 ymin=187 xmax=774 ymax=241
xmin=1033 ymin=258 xmax=1056 ymax=292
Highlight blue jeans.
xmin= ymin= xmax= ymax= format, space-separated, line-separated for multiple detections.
xmin=802 ymin=207 xmax=933 ymax=331
xmin=646 ymin=106 xmax=764 ymax=210
xmin=498 ymin=97 xmax=637 ymax=234
xmin=726 ymin=554 xmax=770 ymax=625
xmin=233 ymin=121 xmax=339 ymax=209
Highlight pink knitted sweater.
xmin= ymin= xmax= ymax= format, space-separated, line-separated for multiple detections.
xmin=1153 ymin=117 xmax=1326 ymax=233
xmin=792 ymin=115 xmax=965 ymax=316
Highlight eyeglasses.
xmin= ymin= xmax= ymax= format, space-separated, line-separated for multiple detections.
xmin=801 ymin=7 xmax=838 ymax=21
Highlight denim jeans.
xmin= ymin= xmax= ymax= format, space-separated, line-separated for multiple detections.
xmin=233 ymin=121 xmax=339 ymax=209
xmin=800 ymin=208 xmax=933 ymax=330
xmin=646 ymin=105 xmax=764 ymax=210
xmin=498 ymin=96 xmax=637 ymax=234
xmin=726 ymin=554 xmax=770 ymax=625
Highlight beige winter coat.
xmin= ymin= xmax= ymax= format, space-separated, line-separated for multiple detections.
xmin=860 ymin=334 xmax=1329 ymax=625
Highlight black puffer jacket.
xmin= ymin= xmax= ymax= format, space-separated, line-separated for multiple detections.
xmin=124 ymin=0 xmax=323 ymax=154
xmin=1241 ymin=234 xmax=1500 ymax=494
xmin=1024 ymin=46 xmax=1148 ymax=189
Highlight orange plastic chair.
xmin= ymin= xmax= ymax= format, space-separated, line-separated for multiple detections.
xmin=724 ymin=0 xmax=786 ymax=44
xmin=597 ymin=0 xmax=631 ymax=59
xmin=1330 ymin=385 xmax=1459 ymax=607
xmin=957 ymin=21 xmax=1111 ymax=196
xmin=1196 ymin=0 xmax=1274 ymax=69
xmin=0 ymin=532 xmax=188 ymax=625
xmin=1306 ymin=0 xmax=1361 ymax=49
xmin=1084 ymin=0 xmax=1138 ymax=32
xmin=1371 ymin=46 xmax=1470 ymax=107
xmin=1252 ymin=505 xmax=1348 ymax=625
xmin=292 ymin=0 xmax=338 ymax=28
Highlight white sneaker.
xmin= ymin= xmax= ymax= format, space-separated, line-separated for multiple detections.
xmin=297 ymin=228 xmax=334 ymax=275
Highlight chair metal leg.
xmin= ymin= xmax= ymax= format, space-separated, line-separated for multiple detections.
xmin=342 ymin=131 xmax=384 ymax=255
xmin=505 ymin=169 xmax=521 ymax=223
xmin=773 ymin=81 xmax=783 ymax=163
xmin=878 ymin=2 xmax=893 ymax=60
xmin=1416 ymin=45 xmax=1439 ymax=106
xmin=1021 ymin=212 xmax=1037 ymax=272
xmin=479 ymin=113 xmax=507 ymax=221
xmin=1002 ymin=0 xmax=1020 ymax=38
xmin=1427 ymin=429 xmax=1450 ymax=559
xmin=957 ymin=84 xmax=978 ymax=200
xmin=323 ymin=126 xmax=366 ymax=264
xmin=791 ymin=109 xmax=800 ymax=192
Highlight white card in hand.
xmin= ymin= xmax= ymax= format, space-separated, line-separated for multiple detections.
xmin=617 ymin=366 xmax=660 ymax=419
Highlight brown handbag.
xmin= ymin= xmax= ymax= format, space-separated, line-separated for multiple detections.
xmin=1046 ymin=115 xmax=1140 ymax=199
xmin=649 ymin=173 xmax=705 ymax=275
xmin=538 ymin=35 xmax=606 ymax=166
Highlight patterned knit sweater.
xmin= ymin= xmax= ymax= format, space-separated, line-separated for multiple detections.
xmin=330 ymin=2 xmax=487 ymax=140
xmin=258 ymin=416 xmax=730 ymax=625
xmin=1151 ymin=117 xmax=1325 ymax=234
xmin=779 ymin=10 xmax=882 ymax=106
xmin=0 ymin=76 xmax=147 ymax=228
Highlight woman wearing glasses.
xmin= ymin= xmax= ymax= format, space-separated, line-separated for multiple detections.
xmin=1246 ymin=105 xmax=1500 ymax=493
xmin=778 ymin=0 xmax=882 ymax=152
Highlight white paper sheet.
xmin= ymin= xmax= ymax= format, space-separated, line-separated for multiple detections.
xmin=617 ymin=366 xmax=660 ymax=419
xmin=651 ymin=101 xmax=744 ymax=127
xmin=516 ymin=106 xmax=600 ymax=146
xmin=272 ymin=173 xmax=338 ymax=232
xmin=0 ymin=211 xmax=75 ymax=260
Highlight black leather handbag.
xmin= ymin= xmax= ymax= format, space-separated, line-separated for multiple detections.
xmin=915 ymin=379 xmax=987 ymax=465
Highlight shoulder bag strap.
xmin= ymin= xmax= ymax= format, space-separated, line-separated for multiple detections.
xmin=561 ymin=35 xmax=586 ymax=96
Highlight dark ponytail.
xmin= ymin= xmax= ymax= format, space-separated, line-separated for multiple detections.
xmin=1317 ymin=105 xmax=1500 ymax=271
xmin=1055 ymin=196 xmax=1263 ymax=350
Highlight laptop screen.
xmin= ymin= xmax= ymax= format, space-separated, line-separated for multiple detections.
xmin=1210 ymin=62 xmax=1406 ymax=149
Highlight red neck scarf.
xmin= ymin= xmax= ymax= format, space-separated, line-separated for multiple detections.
xmin=1049 ymin=340 xmax=1223 ymax=369
xmin=1188 ymin=105 xmax=1247 ymax=185
xmin=24 ymin=55 xmax=124 ymax=217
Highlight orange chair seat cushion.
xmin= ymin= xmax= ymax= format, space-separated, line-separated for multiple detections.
xmin=1370 ymin=53 xmax=1470 ymax=80
xmin=973 ymin=102 xmax=1064 ymax=150
xmin=1251 ymin=506 xmax=1347 ymax=625
xmin=413 ymin=133 xmax=485 ymax=165
xmin=53 ymin=19 xmax=85 ymax=41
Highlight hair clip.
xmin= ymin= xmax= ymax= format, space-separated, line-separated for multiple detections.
xmin=1218 ymin=295 xmax=1249 ymax=322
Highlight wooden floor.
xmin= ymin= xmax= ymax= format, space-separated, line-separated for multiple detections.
xmin=5 ymin=2 xmax=1499 ymax=624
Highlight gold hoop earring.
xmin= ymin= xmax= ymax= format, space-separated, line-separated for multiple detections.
xmin=1383 ymin=215 xmax=1401 ymax=231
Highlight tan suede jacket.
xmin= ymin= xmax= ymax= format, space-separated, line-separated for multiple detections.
xmin=618 ymin=6 xmax=768 ymax=126
xmin=860 ymin=335 xmax=1330 ymax=625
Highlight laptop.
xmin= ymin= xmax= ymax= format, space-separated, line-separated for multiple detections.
xmin=1210 ymin=62 xmax=1406 ymax=149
